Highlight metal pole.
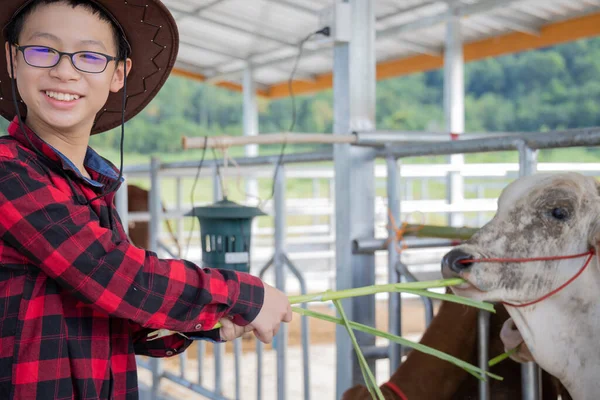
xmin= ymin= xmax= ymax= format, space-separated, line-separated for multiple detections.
xmin=334 ymin=0 xmax=377 ymax=395
xmin=283 ymin=255 xmax=311 ymax=400
xmin=213 ymin=165 xmax=223 ymax=201
xmin=149 ymin=157 xmax=163 ymax=399
xmin=274 ymin=165 xmax=287 ymax=400
xmin=386 ymin=156 xmax=402 ymax=371
xmin=234 ymin=67 xmax=249 ymax=391
xmin=115 ymin=179 xmax=129 ymax=235
xmin=518 ymin=141 xmax=542 ymax=400
xmin=244 ymin=66 xmax=259 ymax=207
xmin=395 ymin=262 xmax=434 ymax=327
xmin=444 ymin=11 xmax=465 ymax=228
xmin=212 ymin=165 xmax=224 ymax=396
xmin=333 ymin=0 xmax=376 ymax=399
xmin=478 ymin=310 xmax=491 ymax=400
xmin=176 ymin=177 xmax=183 ymax=253
xmin=312 ymin=179 xmax=320 ymax=226
xmin=256 ymin=261 xmax=273 ymax=400
xmin=234 ymin=339 xmax=242 ymax=400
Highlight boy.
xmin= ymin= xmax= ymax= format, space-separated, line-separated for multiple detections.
xmin=0 ymin=1 xmax=292 ymax=399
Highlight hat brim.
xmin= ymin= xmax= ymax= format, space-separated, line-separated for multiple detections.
xmin=0 ymin=0 xmax=179 ymax=135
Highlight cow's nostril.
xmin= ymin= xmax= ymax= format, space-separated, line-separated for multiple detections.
xmin=442 ymin=249 xmax=475 ymax=274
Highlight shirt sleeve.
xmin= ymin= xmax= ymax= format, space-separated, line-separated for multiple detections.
xmin=0 ymin=158 xmax=264 ymax=332
xmin=129 ymin=322 xmax=222 ymax=358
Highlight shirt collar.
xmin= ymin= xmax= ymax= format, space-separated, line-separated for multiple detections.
xmin=7 ymin=116 xmax=124 ymax=188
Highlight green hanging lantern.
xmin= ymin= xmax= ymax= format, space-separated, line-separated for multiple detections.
xmin=186 ymin=197 xmax=266 ymax=273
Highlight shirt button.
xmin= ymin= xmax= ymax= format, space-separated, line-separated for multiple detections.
xmin=195 ymin=324 xmax=202 ymax=330
xmin=166 ymin=350 xmax=173 ymax=356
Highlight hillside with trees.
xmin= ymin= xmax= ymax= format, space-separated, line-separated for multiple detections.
xmin=2 ymin=36 xmax=600 ymax=163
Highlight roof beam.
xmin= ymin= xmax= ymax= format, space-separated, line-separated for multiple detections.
xmin=395 ymin=39 xmax=442 ymax=56
xmin=376 ymin=1 xmax=448 ymax=24
xmin=476 ymin=14 xmax=541 ymax=36
xmin=204 ymin=0 xmax=520 ymax=82
xmin=267 ymin=0 xmax=317 ymax=16
xmin=169 ymin=6 xmax=299 ymax=48
xmin=264 ymin=11 xmax=600 ymax=98
xmin=179 ymin=37 xmax=246 ymax=60
xmin=171 ymin=64 xmax=270 ymax=96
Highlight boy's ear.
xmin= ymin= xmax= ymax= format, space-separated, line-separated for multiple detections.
xmin=5 ymin=42 xmax=17 ymax=79
xmin=110 ymin=58 xmax=133 ymax=94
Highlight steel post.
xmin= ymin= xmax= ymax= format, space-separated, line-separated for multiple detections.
xmin=478 ymin=310 xmax=491 ymax=400
xmin=444 ymin=12 xmax=465 ymax=228
xmin=243 ymin=66 xmax=259 ymax=207
xmin=212 ymin=165 xmax=224 ymax=396
xmin=176 ymin=177 xmax=183 ymax=254
xmin=386 ymin=156 xmax=402 ymax=371
xmin=334 ymin=0 xmax=377 ymax=395
xmin=284 ymin=255 xmax=311 ymax=400
xmin=149 ymin=157 xmax=163 ymax=399
xmin=518 ymin=141 xmax=542 ymax=400
xmin=274 ymin=165 xmax=288 ymax=400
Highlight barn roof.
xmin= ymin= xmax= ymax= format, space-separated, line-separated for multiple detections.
xmin=164 ymin=0 xmax=600 ymax=97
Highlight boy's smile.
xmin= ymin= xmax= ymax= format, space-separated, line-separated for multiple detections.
xmin=5 ymin=2 xmax=130 ymax=141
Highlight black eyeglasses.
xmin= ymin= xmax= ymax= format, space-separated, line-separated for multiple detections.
xmin=13 ymin=44 xmax=118 ymax=74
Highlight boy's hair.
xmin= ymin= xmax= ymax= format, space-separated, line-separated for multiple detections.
xmin=5 ymin=0 xmax=129 ymax=60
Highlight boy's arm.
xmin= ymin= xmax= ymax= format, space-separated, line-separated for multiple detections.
xmin=0 ymin=158 xmax=264 ymax=333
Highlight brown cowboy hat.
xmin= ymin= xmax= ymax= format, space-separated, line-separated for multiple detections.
xmin=0 ymin=0 xmax=179 ymax=134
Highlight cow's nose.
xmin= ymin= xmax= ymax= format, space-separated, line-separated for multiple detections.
xmin=442 ymin=249 xmax=474 ymax=274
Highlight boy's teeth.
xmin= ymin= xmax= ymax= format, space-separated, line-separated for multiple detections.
xmin=45 ymin=91 xmax=80 ymax=101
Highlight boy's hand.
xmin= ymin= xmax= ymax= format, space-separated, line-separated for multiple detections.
xmin=218 ymin=317 xmax=253 ymax=341
xmin=248 ymin=282 xmax=293 ymax=344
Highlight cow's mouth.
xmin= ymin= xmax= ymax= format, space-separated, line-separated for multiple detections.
xmin=446 ymin=270 xmax=487 ymax=293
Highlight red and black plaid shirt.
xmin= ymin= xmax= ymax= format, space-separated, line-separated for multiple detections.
xmin=0 ymin=117 xmax=264 ymax=399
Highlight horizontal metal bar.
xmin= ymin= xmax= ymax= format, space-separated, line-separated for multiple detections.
xmin=353 ymin=130 xmax=529 ymax=145
xmin=362 ymin=345 xmax=391 ymax=360
xmin=162 ymin=371 xmax=230 ymax=400
xmin=353 ymin=237 xmax=462 ymax=254
xmin=123 ymin=126 xmax=600 ymax=175
xmin=381 ymin=127 xmax=600 ymax=158
xmin=363 ymin=345 xmax=415 ymax=360
xmin=123 ymin=151 xmax=334 ymax=174
xmin=183 ymin=133 xmax=356 ymax=149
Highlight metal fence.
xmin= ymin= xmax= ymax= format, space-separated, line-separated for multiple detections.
xmin=116 ymin=128 xmax=600 ymax=400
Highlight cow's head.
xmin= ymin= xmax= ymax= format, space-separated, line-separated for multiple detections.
xmin=441 ymin=172 xmax=600 ymax=305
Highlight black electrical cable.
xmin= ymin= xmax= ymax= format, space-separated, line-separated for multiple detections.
xmin=182 ymin=27 xmax=330 ymax=257
xmin=184 ymin=136 xmax=208 ymax=259
xmin=263 ymin=27 xmax=330 ymax=203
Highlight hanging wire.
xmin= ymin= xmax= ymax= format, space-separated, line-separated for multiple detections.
xmin=184 ymin=136 xmax=208 ymax=259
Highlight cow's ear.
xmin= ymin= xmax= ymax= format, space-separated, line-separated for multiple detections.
xmin=588 ymin=178 xmax=600 ymax=248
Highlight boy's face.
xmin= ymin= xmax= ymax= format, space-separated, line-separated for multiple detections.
xmin=4 ymin=2 xmax=132 ymax=136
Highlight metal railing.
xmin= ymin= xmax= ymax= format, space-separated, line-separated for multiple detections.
xmin=116 ymin=128 xmax=600 ymax=400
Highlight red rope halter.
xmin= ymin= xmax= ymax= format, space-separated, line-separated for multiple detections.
xmin=383 ymin=381 xmax=408 ymax=400
xmin=460 ymin=249 xmax=596 ymax=308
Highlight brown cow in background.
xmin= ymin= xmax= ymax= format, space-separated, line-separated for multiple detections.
xmin=342 ymin=297 xmax=571 ymax=400
xmin=125 ymin=184 xmax=181 ymax=256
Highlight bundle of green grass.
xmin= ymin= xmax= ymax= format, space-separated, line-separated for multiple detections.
xmin=150 ymin=278 xmax=514 ymax=400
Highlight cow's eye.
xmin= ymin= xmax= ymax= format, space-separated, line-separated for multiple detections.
xmin=550 ymin=207 xmax=570 ymax=221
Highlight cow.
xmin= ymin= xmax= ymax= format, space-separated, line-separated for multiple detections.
xmin=441 ymin=172 xmax=600 ymax=400
xmin=342 ymin=295 xmax=569 ymax=400
xmin=125 ymin=184 xmax=181 ymax=255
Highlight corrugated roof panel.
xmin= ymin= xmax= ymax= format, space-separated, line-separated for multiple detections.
xmin=177 ymin=42 xmax=231 ymax=67
xmin=163 ymin=0 xmax=600 ymax=89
